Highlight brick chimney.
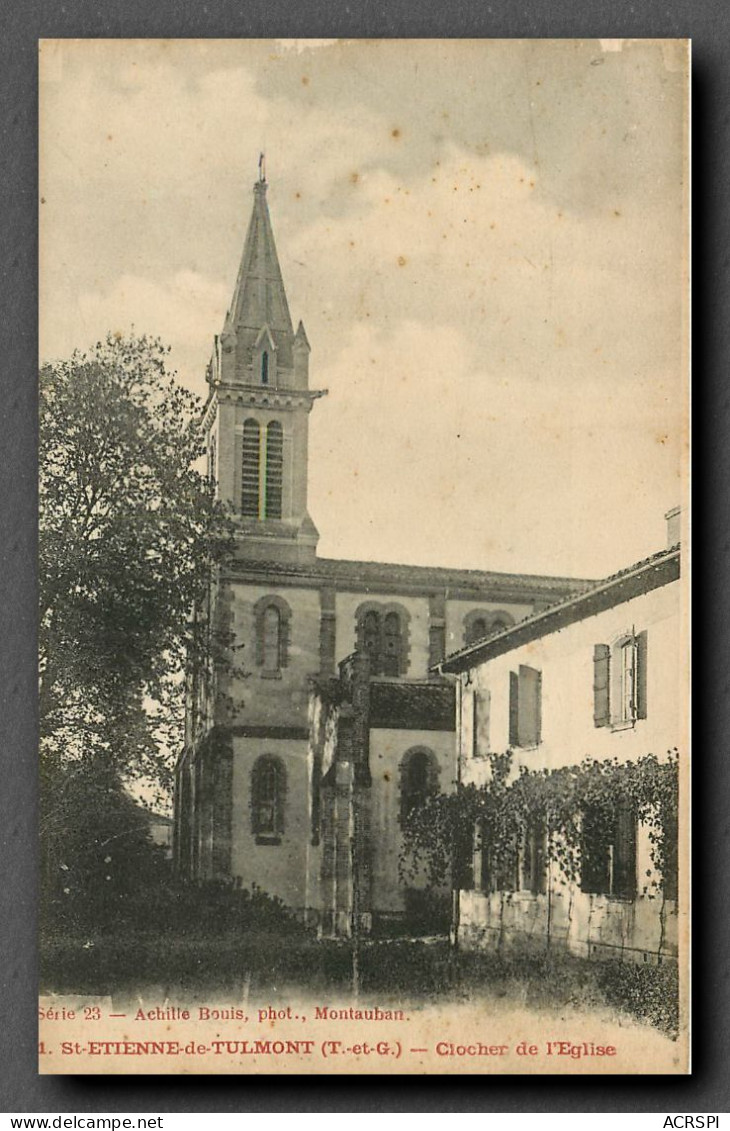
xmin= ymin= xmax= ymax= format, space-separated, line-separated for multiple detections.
xmin=665 ymin=506 xmax=681 ymax=549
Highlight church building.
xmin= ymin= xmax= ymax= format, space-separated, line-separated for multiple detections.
xmin=173 ymin=170 xmax=590 ymax=935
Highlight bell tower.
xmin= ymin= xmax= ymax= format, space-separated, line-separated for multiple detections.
xmin=203 ymin=162 xmax=326 ymax=564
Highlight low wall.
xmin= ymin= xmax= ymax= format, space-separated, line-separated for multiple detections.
xmin=458 ymin=888 xmax=677 ymax=964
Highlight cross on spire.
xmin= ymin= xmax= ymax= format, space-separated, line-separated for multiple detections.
xmin=258 ymin=152 xmax=266 ymax=183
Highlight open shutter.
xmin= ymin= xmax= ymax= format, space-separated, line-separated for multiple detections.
xmin=635 ymin=630 xmax=648 ymax=720
xmin=509 ymin=671 xmax=519 ymax=747
xmin=474 ymin=688 xmax=491 ymax=757
xmin=593 ymin=643 xmax=610 ymax=727
xmin=518 ymin=665 xmax=541 ymax=747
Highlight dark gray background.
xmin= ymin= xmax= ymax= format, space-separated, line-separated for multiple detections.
xmin=2 ymin=0 xmax=723 ymax=1113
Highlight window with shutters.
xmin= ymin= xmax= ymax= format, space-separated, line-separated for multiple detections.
xmin=399 ymin=747 xmax=438 ymax=823
xmin=508 ymin=664 xmax=542 ymax=748
xmin=265 ymin=421 xmax=283 ymax=519
xmin=241 ymin=418 xmax=260 ymax=518
xmin=593 ymin=631 xmax=648 ymax=729
xmin=251 ymin=755 xmax=286 ymax=843
xmin=253 ymin=595 xmax=291 ymax=676
xmin=580 ymin=804 xmax=637 ymax=899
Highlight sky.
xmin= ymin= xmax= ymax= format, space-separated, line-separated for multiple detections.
xmin=39 ymin=38 xmax=689 ymax=579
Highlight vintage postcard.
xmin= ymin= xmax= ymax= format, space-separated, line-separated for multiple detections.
xmin=38 ymin=38 xmax=690 ymax=1074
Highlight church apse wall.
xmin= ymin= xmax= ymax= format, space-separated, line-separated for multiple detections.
xmin=229 ymin=735 xmax=311 ymax=912
xmin=369 ymin=727 xmax=455 ymax=928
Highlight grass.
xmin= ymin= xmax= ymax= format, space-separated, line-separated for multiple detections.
xmin=39 ymin=883 xmax=679 ymax=1038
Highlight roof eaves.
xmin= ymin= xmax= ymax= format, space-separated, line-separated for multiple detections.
xmin=436 ymin=545 xmax=680 ymax=674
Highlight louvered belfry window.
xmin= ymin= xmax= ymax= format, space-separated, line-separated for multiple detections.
xmin=241 ymin=418 xmax=260 ymax=518
xmin=265 ymin=421 xmax=284 ymax=519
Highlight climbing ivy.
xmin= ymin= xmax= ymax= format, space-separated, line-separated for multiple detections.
xmin=400 ymin=750 xmax=679 ymax=899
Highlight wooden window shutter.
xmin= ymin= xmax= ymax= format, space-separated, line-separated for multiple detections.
xmin=509 ymin=671 xmax=519 ymax=746
xmin=474 ymin=688 xmax=491 ymax=757
xmin=635 ymin=630 xmax=648 ymax=719
xmin=593 ymin=643 xmax=610 ymax=727
xmin=518 ymin=664 xmax=541 ymax=747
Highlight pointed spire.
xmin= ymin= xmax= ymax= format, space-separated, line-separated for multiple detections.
xmin=224 ymin=167 xmax=294 ymax=369
xmin=294 ymin=320 xmax=310 ymax=351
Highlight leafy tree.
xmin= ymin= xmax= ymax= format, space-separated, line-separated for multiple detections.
xmin=39 ymin=333 xmax=234 ymax=824
xmin=40 ymin=751 xmax=169 ymax=928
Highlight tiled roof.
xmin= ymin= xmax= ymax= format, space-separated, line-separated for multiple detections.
xmin=438 ymin=545 xmax=680 ymax=674
xmin=369 ymin=680 xmax=455 ymax=731
xmin=225 ymin=553 xmax=593 ymax=599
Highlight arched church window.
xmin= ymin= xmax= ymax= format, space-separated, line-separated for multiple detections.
xmin=261 ymin=351 xmax=269 ymax=385
xmin=463 ymin=609 xmax=515 ymax=647
xmin=400 ymin=747 xmax=438 ymax=823
xmin=382 ymin=611 xmax=402 ymax=677
xmin=362 ymin=610 xmax=382 ymax=672
xmin=262 ymin=605 xmax=282 ymax=672
xmin=241 ymin=418 xmax=260 ymax=518
xmin=356 ymin=602 xmax=410 ymax=677
xmin=265 ymin=421 xmax=284 ymax=519
xmin=466 ymin=617 xmax=488 ymax=645
xmin=251 ymin=755 xmax=286 ymax=842
xmin=254 ymin=595 xmax=291 ymax=674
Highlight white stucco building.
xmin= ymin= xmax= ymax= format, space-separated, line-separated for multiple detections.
xmin=438 ymin=517 xmax=686 ymax=964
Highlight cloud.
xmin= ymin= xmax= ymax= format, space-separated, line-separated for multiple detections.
xmin=39 ymin=40 xmax=687 ymax=577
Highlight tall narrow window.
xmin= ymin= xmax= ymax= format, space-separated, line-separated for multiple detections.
xmin=362 ymin=610 xmax=382 ymax=673
xmin=208 ymin=435 xmax=217 ymax=482
xmin=523 ymin=818 xmax=547 ymax=894
xmin=262 ymin=605 xmax=282 ymax=672
xmin=241 ymin=418 xmax=260 ymax=518
xmin=254 ymin=596 xmax=291 ymax=673
xmin=581 ymin=804 xmax=637 ymax=899
xmin=261 ymin=351 xmax=269 ymax=385
xmin=619 ymin=637 xmax=636 ymax=723
xmin=265 ymin=421 xmax=283 ymax=519
xmin=400 ymin=748 xmax=437 ymax=823
xmin=597 ymin=631 xmax=648 ymax=728
xmin=382 ymin=611 xmax=402 ymax=676
xmin=251 ymin=755 xmax=286 ymax=842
